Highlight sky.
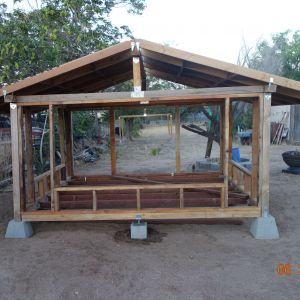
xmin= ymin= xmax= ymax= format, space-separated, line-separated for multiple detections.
xmin=4 ymin=0 xmax=300 ymax=64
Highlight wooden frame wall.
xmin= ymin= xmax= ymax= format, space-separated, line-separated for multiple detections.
xmin=9 ymin=87 xmax=272 ymax=222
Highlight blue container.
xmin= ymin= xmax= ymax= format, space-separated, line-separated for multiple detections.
xmin=232 ymin=147 xmax=241 ymax=162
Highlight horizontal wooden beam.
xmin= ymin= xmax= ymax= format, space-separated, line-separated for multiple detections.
xmin=21 ymin=206 xmax=261 ymax=221
xmin=55 ymin=182 xmax=224 ymax=192
xmin=6 ymin=86 xmax=272 ymax=106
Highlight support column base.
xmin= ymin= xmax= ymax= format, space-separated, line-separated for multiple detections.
xmin=5 ymin=220 xmax=33 ymax=238
xmin=250 ymin=214 xmax=279 ymax=239
xmin=131 ymin=221 xmax=147 ymax=240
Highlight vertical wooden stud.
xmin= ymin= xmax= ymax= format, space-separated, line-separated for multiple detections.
xmin=110 ymin=108 xmax=116 ymax=175
xmin=223 ymin=97 xmax=230 ymax=208
xmin=49 ymin=105 xmax=56 ymax=211
xmin=58 ymin=108 xmax=66 ymax=181
xmin=10 ymin=103 xmax=25 ymax=221
xmin=258 ymin=93 xmax=271 ymax=217
xmin=24 ymin=109 xmax=34 ymax=206
xmin=175 ymin=106 xmax=181 ymax=173
xmin=93 ymin=190 xmax=97 ymax=211
xmin=64 ymin=110 xmax=74 ymax=179
xmin=54 ymin=190 xmax=59 ymax=211
xmin=251 ymin=98 xmax=259 ymax=204
xmin=133 ymin=57 xmax=142 ymax=90
xmin=179 ymin=188 xmax=184 ymax=208
xmin=136 ymin=189 xmax=141 ymax=210
xmin=220 ymin=187 xmax=225 ymax=208
xmin=219 ymin=103 xmax=224 ymax=172
xmin=228 ymin=101 xmax=233 ymax=161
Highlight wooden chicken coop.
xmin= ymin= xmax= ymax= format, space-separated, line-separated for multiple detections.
xmin=1 ymin=40 xmax=300 ymax=236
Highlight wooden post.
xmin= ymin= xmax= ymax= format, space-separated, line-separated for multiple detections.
xmin=251 ymin=98 xmax=259 ymax=203
xmin=136 ymin=189 xmax=141 ymax=210
xmin=258 ymin=93 xmax=271 ymax=216
xmin=49 ymin=105 xmax=56 ymax=211
xmin=219 ymin=103 xmax=224 ymax=172
xmin=64 ymin=110 xmax=74 ymax=179
xmin=54 ymin=190 xmax=59 ymax=211
xmin=10 ymin=103 xmax=25 ymax=221
xmin=228 ymin=102 xmax=233 ymax=179
xmin=24 ymin=109 xmax=34 ymax=206
xmin=92 ymin=190 xmax=97 ymax=211
xmin=228 ymin=101 xmax=233 ymax=161
xmin=133 ymin=57 xmax=142 ymax=90
xmin=109 ymin=108 xmax=116 ymax=175
xmin=179 ymin=188 xmax=184 ymax=208
xmin=222 ymin=97 xmax=230 ymax=208
xmin=58 ymin=108 xmax=66 ymax=179
xmin=175 ymin=106 xmax=181 ymax=173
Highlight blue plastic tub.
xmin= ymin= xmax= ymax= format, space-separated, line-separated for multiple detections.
xmin=232 ymin=147 xmax=241 ymax=162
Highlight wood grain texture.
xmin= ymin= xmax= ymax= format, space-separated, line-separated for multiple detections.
xmin=24 ymin=109 xmax=34 ymax=205
xmin=21 ymin=206 xmax=261 ymax=222
xmin=109 ymin=109 xmax=116 ymax=175
xmin=10 ymin=104 xmax=24 ymax=220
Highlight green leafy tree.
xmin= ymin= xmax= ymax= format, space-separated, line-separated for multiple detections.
xmin=0 ymin=0 xmax=146 ymax=84
xmin=241 ymin=30 xmax=300 ymax=80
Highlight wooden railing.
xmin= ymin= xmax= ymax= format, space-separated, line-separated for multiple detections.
xmin=53 ymin=182 xmax=225 ymax=211
xmin=228 ymin=160 xmax=252 ymax=197
xmin=34 ymin=164 xmax=66 ymax=201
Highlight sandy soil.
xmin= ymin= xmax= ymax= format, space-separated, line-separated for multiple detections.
xmin=1 ymin=129 xmax=300 ymax=299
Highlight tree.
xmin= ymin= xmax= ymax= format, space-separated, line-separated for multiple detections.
xmin=0 ymin=0 xmax=146 ymax=85
xmin=240 ymin=30 xmax=300 ymax=80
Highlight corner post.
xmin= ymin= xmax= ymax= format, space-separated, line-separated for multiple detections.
xmin=258 ymin=93 xmax=271 ymax=216
xmin=6 ymin=103 xmax=34 ymax=238
xmin=250 ymin=92 xmax=279 ymax=239
xmin=10 ymin=103 xmax=25 ymax=220
xmin=251 ymin=98 xmax=259 ymax=203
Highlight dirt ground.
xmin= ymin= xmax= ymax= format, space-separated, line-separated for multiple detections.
xmin=1 ymin=128 xmax=300 ymax=299
xmin=75 ymin=125 xmax=221 ymax=175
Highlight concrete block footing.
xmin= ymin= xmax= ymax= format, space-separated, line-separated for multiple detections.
xmin=250 ymin=214 xmax=279 ymax=239
xmin=130 ymin=221 xmax=147 ymax=240
xmin=5 ymin=220 xmax=33 ymax=238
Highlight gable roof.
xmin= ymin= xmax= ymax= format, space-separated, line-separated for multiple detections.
xmin=1 ymin=39 xmax=300 ymax=106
